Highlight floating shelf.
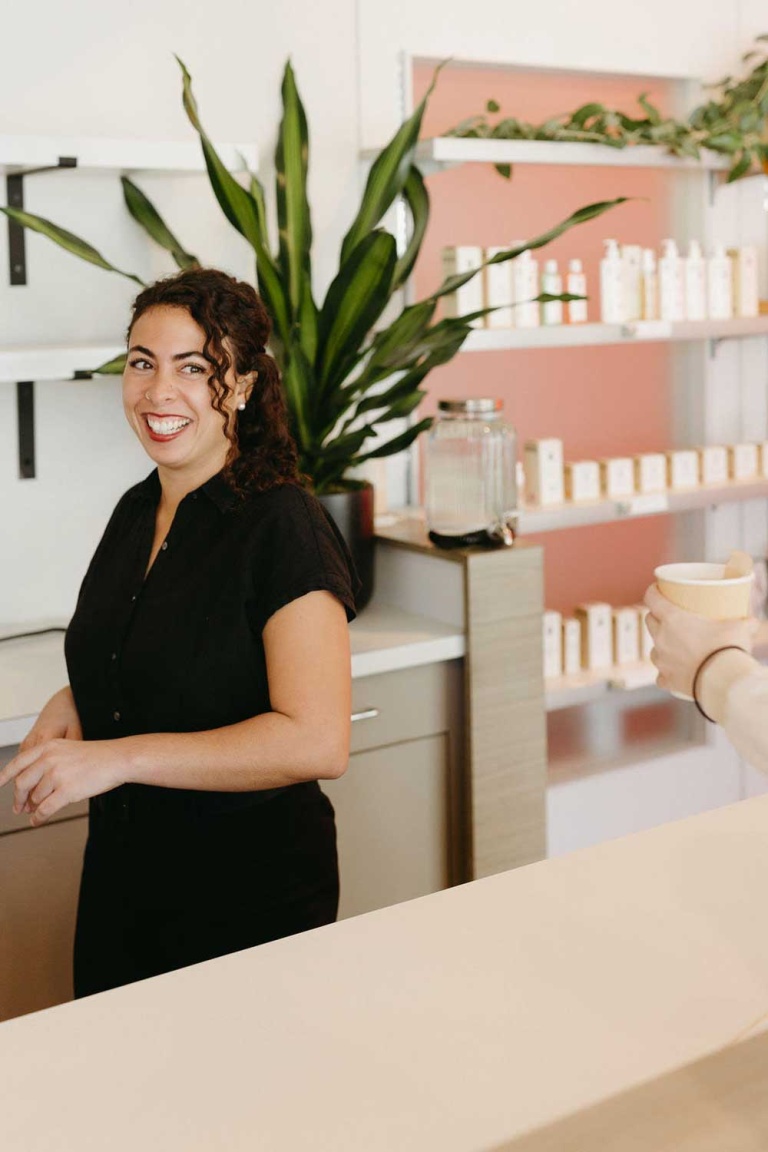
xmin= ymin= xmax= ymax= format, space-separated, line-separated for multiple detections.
xmin=519 ymin=479 xmax=768 ymax=534
xmin=0 ymin=135 xmax=257 ymax=174
xmin=462 ymin=316 xmax=768 ymax=352
xmin=0 ymin=343 xmax=123 ymax=386
xmin=403 ymin=136 xmax=733 ymax=173
xmin=545 ymin=663 xmax=659 ymax=712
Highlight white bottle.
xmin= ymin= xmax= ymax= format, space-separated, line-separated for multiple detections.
xmin=707 ymin=244 xmax=734 ymax=321
xmin=685 ymin=240 xmax=707 ymax=322
xmin=621 ymin=244 xmax=643 ymax=322
xmin=600 ymin=239 xmax=625 ymax=323
xmin=566 ymin=258 xmax=588 ymax=324
xmin=541 ymin=259 xmax=563 ymax=325
xmin=511 ymin=246 xmax=540 ymax=329
xmin=641 ymin=249 xmax=658 ymax=321
xmin=659 ymin=239 xmax=685 ymax=322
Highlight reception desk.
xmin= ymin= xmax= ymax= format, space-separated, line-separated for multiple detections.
xmin=2 ymin=793 xmax=768 ymax=1150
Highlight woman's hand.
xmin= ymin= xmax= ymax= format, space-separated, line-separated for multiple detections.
xmin=0 ymin=739 xmax=129 ymax=827
xmin=19 ymin=686 xmax=82 ymax=752
xmin=644 ymin=584 xmax=760 ymax=698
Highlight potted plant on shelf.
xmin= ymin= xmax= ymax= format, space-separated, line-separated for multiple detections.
xmin=2 ymin=58 xmax=625 ymax=609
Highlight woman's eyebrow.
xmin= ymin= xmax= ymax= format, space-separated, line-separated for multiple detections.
xmin=127 ymin=345 xmax=207 ymax=360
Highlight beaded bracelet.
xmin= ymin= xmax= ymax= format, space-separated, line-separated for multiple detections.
xmin=691 ymin=646 xmax=749 ymax=723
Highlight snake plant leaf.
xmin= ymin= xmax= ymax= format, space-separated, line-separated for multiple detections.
xmin=428 ymin=198 xmax=629 ymax=304
xmin=354 ymin=416 xmax=434 ymax=462
xmin=175 ymin=56 xmax=292 ymax=346
xmin=391 ymin=165 xmax=430 ymax=290
xmin=339 ymin=62 xmax=445 ymax=266
xmin=365 ymin=298 xmax=438 ymax=369
xmin=0 ymin=206 xmax=145 ymax=286
xmin=275 ymin=61 xmax=314 ymax=317
xmin=317 ymin=230 xmax=398 ymax=393
xmin=369 ymin=389 xmax=426 ymax=422
xmin=121 ymin=177 xmax=200 ymax=270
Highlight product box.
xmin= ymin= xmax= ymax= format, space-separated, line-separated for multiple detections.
xmin=524 ymin=439 xmax=565 ymax=507
xmin=727 ymin=246 xmax=760 ymax=319
xmin=564 ymin=460 xmax=600 ymax=503
xmin=483 ymin=248 xmax=514 ymax=328
xmin=600 ymin=457 xmax=635 ymax=499
xmin=698 ymin=445 xmax=729 ymax=486
xmin=441 ymin=246 xmax=484 ymax=328
xmin=574 ymin=602 xmax=613 ymax=671
xmin=634 ymin=453 xmax=668 ymax=495
xmin=562 ymin=617 xmax=582 ymax=676
xmin=621 ymin=244 xmax=643 ymax=322
xmin=613 ymin=607 xmax=640 ymax=666
xmin=666 ymin=450 xmax=699 ymax=491
xmin=635 ymin=605 xmax=654 ymax=662
xmin=729 ymin=443 xmax=759 ymax=481
xmin=543 ymin=610 xmax=563 ymax=680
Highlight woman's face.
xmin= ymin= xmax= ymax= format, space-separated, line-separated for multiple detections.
xmin=123 ymin=306 xmax=252 ymax=484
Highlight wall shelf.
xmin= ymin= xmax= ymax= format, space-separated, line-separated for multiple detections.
xmin=0 ymin=343 xmax=123 ymax=386
xmin=546 ymin=663 xmax=659 ymax=711
xmin=519 ymin=479 xmax=768 ymax=534
xmin=0 ymin=135 xmax=258 ymax=174
xmin=461 ymin=316 xmax=768 ymax=352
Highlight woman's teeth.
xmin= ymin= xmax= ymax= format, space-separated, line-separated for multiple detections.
xmin=146 ymin=416 xmax=191 ymax=435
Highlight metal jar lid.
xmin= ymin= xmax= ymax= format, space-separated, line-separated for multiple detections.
xmin=437 ymin=398 xmax=504 ymax=414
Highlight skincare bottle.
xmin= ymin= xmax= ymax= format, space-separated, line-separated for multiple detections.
xmin=621 ymin=244 xmax=643 ymax=322
xmin=641 ymin=249 xmax=658 ymax=321
xmin=441 ymin=246 xmax=485 ymax=327
xmin=685 ymin=240 xmax=707 ymax=322
xmin=511 ymin=246 xmax=540 ymax=328
xmin=707 ymin=244 xmax=734 ymax=321
xmin=541 ymin=259 xmax=563 ymax=325
xmin=566 ymin=258 xmax=588 ymax=324
xmin=600 ymin=239 xmax=625 ymax=323
xmin=483 ymin=247 xmax=514 ymax=329
xmin=659 ymin=239 xmax=685 ymax=322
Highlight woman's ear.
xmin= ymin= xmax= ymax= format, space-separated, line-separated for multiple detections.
xmin=237 ymin=370 xmax=258 ymax=408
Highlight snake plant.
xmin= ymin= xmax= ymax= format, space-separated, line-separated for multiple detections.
xmin=2 ymin=58 xmax=625 ymax=494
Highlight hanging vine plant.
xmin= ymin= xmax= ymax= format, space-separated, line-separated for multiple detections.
xmin=445 ymin=35 xmax=768 ymax=183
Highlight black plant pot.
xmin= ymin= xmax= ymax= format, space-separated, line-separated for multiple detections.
xmin=317 ymin=482 xmax=375 ymax=612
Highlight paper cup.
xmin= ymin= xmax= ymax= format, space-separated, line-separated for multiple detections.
xmin=653 ymin=562 xmax=754 ymax=700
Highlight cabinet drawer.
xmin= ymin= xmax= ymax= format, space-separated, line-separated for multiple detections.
xmin=0 ymin=745 xmax=88 ymax=835
xmin=350 ymin=662 xmax=453 ymax=755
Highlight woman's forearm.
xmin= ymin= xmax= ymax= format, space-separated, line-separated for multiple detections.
xmin=752 ymin=619 xmax=768 ymax=657
xmin=699 ymin=649 xmax=768 ymax=776
xmin=120 ymin=709 xmax=349 ymax=792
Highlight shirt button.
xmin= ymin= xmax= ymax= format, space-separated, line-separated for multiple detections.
xmin=111 ymin=652 xmax=118 ymax=661
xmin=131 ymin=595 xmax=137 ymax=603
xmin=161 ymin=541 xmax=168 ymax=551
xmin=113 ymin=710 xmax=121 ymax=722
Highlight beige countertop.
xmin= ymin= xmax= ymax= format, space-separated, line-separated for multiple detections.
xmin=0 ymin=604 xmax=464 ymax=746
xmin=2 ymin=794 xmax=768 ymax=1150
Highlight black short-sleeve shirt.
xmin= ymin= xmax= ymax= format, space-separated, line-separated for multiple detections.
xmin=64 ymin=469 xmax=360 ymax=823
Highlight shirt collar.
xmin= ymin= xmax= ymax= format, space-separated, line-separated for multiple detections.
xmin=128 ymin=468 xmax=239 ymax=513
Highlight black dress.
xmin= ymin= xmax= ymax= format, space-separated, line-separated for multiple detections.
xmin=64 ymin=469 xmax=359 ymax=997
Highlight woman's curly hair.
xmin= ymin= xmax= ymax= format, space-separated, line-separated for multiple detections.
xmin=128 ymin=267 xmax=304 ymax=495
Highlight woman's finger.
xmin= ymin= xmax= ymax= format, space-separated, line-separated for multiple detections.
xmin=13 ymin=762 xmax=47 ymax=814
xmin=649 ymin=647 xmax=660 ymax=668
xmin=28 ymin=775 xmax=56 ymax=811
xmin=646 ymin=614 xmax=660 ymax=639
xmin=29 ymin=791 xmax=64 ymax=827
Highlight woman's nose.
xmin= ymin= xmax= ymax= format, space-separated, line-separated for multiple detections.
xmin=143 ymin=371 xmax=178 ymax=405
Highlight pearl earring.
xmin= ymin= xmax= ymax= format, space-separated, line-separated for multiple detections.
xmin=237 ymin=401 xmax=246 ymax=411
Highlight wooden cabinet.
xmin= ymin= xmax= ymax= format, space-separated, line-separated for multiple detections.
xmin=322 ymin=659 xmax=464 ymax=919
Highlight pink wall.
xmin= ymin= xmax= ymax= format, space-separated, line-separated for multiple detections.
xmin=412 ymin=63 xmax=678 ymax=614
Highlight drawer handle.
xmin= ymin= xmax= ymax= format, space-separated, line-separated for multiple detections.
xmin=351 ymin=708 xmax=380 ymax=723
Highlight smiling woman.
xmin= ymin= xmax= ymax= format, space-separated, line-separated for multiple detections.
xmin=0 ymin=268 xmax=362 ymax=998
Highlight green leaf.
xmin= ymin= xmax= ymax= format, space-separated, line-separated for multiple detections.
xmin=175 ymin=55 xmax=292 ymax=346
xmin=486 ymin=99 xmax=501 ymax=113
xmin=726 ymin=150 xmax=754 ymax=182
xmin=392 ymin=165 xmax=430 ymax=290
xmin=317 ymin=230 xmax=398 ymax=393
xmin=339 ymin=60 xmax=446 ymax=265
xmin=355 ymin=417 xmax=434 ymax=462
xmin=89 ymin=352 xmax=128 ymax=376
xmin=494 ymin=163 xmax=513 ymax=179
xmin=275 ymin=61 xmax=316 ymax=324
xmin=0 ymin=206 xmax=145 ymax=285
xmin=281 ymin=339 xmax=315 ymax=451
xmin=121 ymin=178 xmax=199 ymax=270
xmin=365 ymin=299 xmax=438 ymax=370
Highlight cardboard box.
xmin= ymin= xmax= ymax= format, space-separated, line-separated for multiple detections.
xmin=565 ymin=460 xmax=600 ymax=503
xmin=441 ymin=246 xmax=484 ymax=328
xmin=729 ymin=443 xmax=759 ymax=481
xmin=524 ymin=439 xmax=565 ymax=506
xmin=600 ymin=458 xmax=635 ymax=499
xmin=634 ymin=453 xmax=668 ymax=495
xmin=613 ymin=607 xmax=640 ymax=666
xmin=562 ymin=617 xmax=582 ymax=676
xmin=575 ymin=603 xmax=613 ymax=670
xmin=727 ymin=246 xmax=760 ymax=319
xmin=483 ymin=248 xmax=514 ymax=328
xmin=543 ymin=610 xmax=563 ymax=680
xmin=666 ymin=450 xmax=699 ymax=491
xmin=699 ymin=445 xmax=729 ymax=486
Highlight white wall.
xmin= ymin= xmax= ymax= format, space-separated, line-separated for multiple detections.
xmin=0 ymin=0 xmax=757 ymax=626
